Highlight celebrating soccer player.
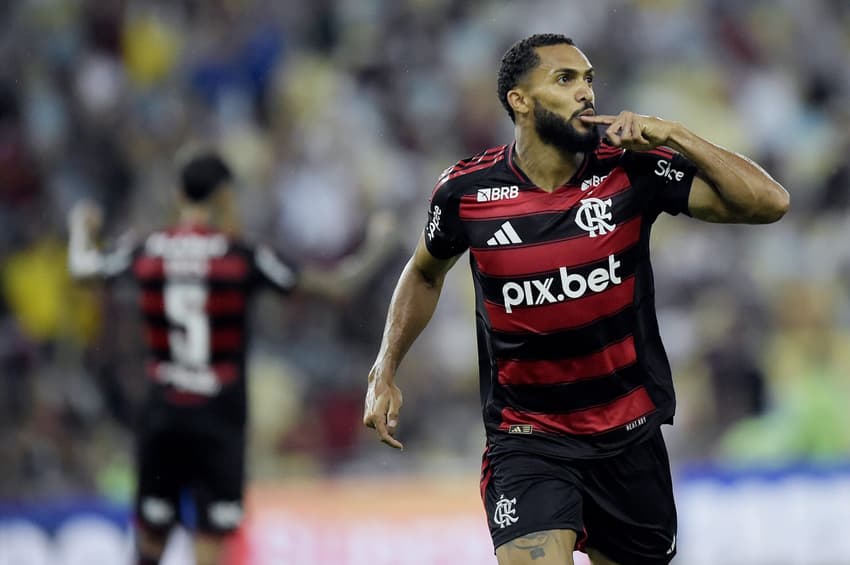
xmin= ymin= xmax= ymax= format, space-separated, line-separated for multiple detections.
xmin=69 ymin=150 xmax=395 ymax=565
xmin=363 ymin=33 xmax=788 ymax=565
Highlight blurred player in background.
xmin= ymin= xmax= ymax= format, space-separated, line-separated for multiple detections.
xmin=69 ymin=150 xmax=395 ymax=565
xmin=363 ymin=33 xmax=789 ymax=565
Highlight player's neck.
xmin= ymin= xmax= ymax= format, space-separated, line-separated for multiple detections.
xmin=179 ymin=206 xmax=212 ymax=228
xmin=514 ymin=128 xmax=583 ymax=192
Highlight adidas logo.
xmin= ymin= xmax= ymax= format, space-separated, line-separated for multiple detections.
xmin=487 ymin=221 xmax=522 ymax=246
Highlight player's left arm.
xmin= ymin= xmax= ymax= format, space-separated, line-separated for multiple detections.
xmin=581 ymin=112 xmax=790 ymax=224
xmin=296 ymin=210 xmax=400 ymax=300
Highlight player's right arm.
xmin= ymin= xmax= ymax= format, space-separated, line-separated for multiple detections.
xmin=363 ymin=238 xmax=461 ymax=449
xmin=364 ymin=170 xmax=468 ymax=449
xmin=67 ymin=200 xmax=135 ymax=280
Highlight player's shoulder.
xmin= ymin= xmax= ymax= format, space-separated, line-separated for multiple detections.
xmin=431 ymin=144 xmax=510 ymax=197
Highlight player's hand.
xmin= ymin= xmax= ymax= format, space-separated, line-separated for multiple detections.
xmin=363 ymin=364 xmax=404 ymax=450
xmin=579 ymin=111 xmax=678 ymax=151
xmin=69 ymin=200 xmax=104 ymax=236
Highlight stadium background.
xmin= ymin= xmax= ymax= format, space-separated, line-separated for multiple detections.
xmin=1 ymin=0 xmax=849 ymax=563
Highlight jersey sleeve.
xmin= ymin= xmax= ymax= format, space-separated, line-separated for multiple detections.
xmin=252 ymin=244 xmax=299 ymax=294
xmin=423 ymin=175 xmax=469 ymax=259
xmin=621 ymin=148 xmax=698 ymax=219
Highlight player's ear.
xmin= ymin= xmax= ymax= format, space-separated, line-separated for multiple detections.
xmin=507 ymin=88 xmax=530 ymax=120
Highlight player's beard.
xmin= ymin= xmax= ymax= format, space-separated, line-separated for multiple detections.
xmin=533 ymin=102 xmax=600 ymax=155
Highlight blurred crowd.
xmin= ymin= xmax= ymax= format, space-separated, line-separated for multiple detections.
xmin=1 ymin=0 xmax=849 ymax=503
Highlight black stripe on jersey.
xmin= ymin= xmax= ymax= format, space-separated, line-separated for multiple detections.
xmin=465 ymin=188 xmax=639 ymax=250
xmin=142 ymin=314 xmax=247 ymax=327
xmin=490 ymin=307 xmax=634 ymax=361
xmin=476 ymin=244 xmax=641 ymax=306
xmin=501 ymin=363 xmax=644 ymax=413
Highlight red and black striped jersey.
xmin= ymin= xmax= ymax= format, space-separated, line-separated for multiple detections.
xmin=103 ymin=224 xmax=297 ymax=429
xmin=425 ymin=141 xmax=697 ymax=459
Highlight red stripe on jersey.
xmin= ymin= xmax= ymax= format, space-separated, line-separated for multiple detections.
xmin=208 ymin=256 xmax=249 ymax=280
xmin=460 ymin=168 xmax=630 ymax=221
xmin=499 ymin=386 xmax=656 ymax=435
xmin=485 ymin=276 xmax=635 ymax=334
xmin=146 ymin=327 xmax=169 ymax=349
xmin=165 ymin=390 xmax=207 ymax=405
xmin=212 ymin=329 xmax=243 ymax=350
xmin=443 ymin=155 xmax=504 ymax=185
xmin=596 ymin=143 xmax=624 ymax=156
xmin=213 ymin=362 xmax=239 ymax=384
xmin=140 ymin=291 xmax=164 ymax=314
xmin=473 ymin=216 xmax=642 ymax=277
xmin=498 ymin=335 xmax=637 ymax=386
xmin=207 ymin=291 xmax=246 ymax=314
xmin=446 ymin=147 xmax=505 ymax=176
xmin=134 ymin=257 xmax=165 ymax=279
xmin=480 ymin=448 xmax=493 ymax=502
xmin=433 ymin=148 xmax=506 ymax=193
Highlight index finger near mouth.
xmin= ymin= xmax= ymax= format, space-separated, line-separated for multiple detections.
xmin=579 ymin=114 xmax=615 ymax=124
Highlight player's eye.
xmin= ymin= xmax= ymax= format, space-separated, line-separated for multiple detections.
xmin=557 ymin=74 xmax=571 ymax=84
xmin=586 ymin=75 xmax=594 ymax=84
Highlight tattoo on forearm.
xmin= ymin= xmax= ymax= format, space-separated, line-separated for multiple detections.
xmin=510 ymin=532 xmax=550 ymax=560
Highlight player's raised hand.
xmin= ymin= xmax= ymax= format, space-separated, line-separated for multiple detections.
xmin=69 ymin=200 xmax=104 ymax=236
xmin=363 ymin=364 xmax=404 ymax=450
xmin=580 ymin=111 xmax=677 ymax=151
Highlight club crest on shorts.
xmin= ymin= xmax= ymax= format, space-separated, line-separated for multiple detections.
xmin=493 ymin=494 xmax=519 ymax=528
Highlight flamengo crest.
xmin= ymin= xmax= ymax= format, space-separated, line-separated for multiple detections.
xmin=575 ymin=197 xmax=616 ymax=237
xmin=493 ymin=494 xmax=519 ymax=528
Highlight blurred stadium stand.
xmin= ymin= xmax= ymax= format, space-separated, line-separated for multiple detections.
xmin=0 ymin=0 xmax=849 ymax=563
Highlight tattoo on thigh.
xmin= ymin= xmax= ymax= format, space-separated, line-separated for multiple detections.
xmin=510 ymin=532 xmax=550 ymax=560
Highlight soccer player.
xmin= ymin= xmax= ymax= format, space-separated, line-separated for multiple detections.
xmin=69 ymin=151 xmax=394 ymax=565
xmin=363 ymin=33 xmax=788 ymax=565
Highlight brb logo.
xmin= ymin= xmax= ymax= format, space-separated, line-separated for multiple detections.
xmin=581 ymin=174 xmax=609 ymax=191
xmin=575 ymin=197 xmax=616 ymax=237
xmin=426 ymin=205 xmax=441 ymax=240
xmin=502 ymin=255 xmax=622 ymax=313
xmin=478 ymin=185 xmax=519 ymax=202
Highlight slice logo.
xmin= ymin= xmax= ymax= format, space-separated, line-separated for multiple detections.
xmin=655 ymin=159 xmax=685 ymax=181
xmin=478 ymin=185 xmax=519 ymax=202
xmin=575 ymin=197 xmax=616 ymax=237
xmin=581 ymin=174 xmax=609 ymax=191
xmin=426 ymin=205 xmax=442 ymax=240
xmin=487 ymin=221 xmax=522 ymax=246
xmin=493 ymin=494 xmax=519 ymax=528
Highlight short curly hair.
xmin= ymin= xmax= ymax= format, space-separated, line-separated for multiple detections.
xmin=180 ymin=152 xmax=233 ymax=203
xmin=497 ymin=34 xmax=576 ymax=122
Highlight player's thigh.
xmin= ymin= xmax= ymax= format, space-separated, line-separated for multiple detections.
xmin=496 ymin=529 xmax=577 ymax=565
xmin=135 ymin=522 xmax=171 ymax=561
xmin=135 ymin=428 xmax=184 ymax=532
xmin=194 ymin=531 xmax=229 ymax=565
xmin=586 ymin=547 xmax=620 ymax=565
xmin=192 ymin=427 xmax=247 ymax=534
xmin=583 ymin=429 xmax=677 ymax=565
xmin=482 ymin=449 xmax=586 ymax=554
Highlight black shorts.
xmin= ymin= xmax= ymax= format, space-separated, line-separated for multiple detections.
xmin=135 ymin=425 xmax=245 ymax=535
xmin=481 ymin=428 xmax=677 ymax=564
